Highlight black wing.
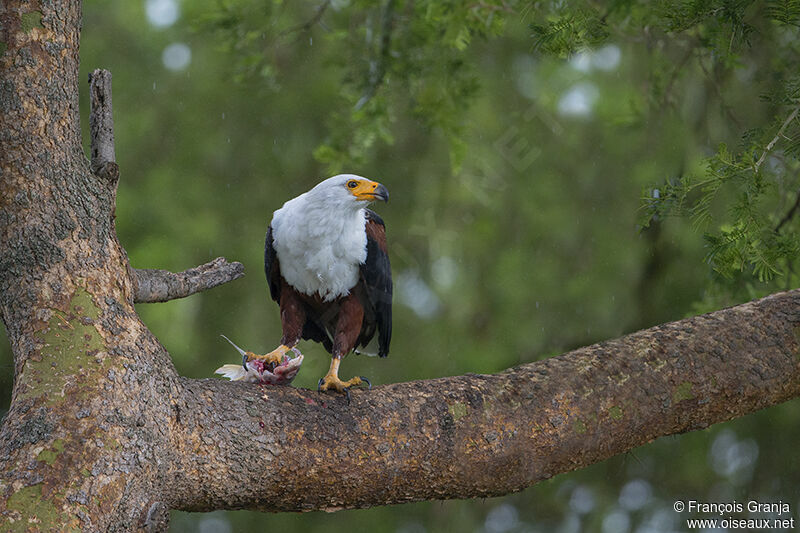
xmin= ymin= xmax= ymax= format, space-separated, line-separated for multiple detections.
xmin=264 ymin=224 xmax=281 ymax=302
xmin=359 ymin=209 xmax=392 ymax=357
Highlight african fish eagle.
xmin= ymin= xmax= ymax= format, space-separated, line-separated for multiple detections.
xmin=241 ymin=174 xmax=392 ymax=393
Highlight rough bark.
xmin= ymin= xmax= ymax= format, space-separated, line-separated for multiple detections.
xmin=0 ymin=2 xmax=168 ymax=529
xmin=166 ymin=289 xmax=800 ymax=512
xmin=2 ymin=0 xmax=800 ymax=532
xmin=0 ymin=2 xmax=233 ymax=530
xmin=88 ymin=68 xmax=118 ymax=181
xmin=133 ymin=258 xmax=245 ymax=304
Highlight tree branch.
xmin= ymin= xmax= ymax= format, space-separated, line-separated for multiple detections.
xmin=278 ymin=0 xmax=331 ymax=38
xmin=354 ymin=0 xmax=396 ymax=111
xmin=697 ymin=56 xmax=742 ymax=129
xmin=86 ymin=70 xmax=242 ymax=304
xmin=4 ymin=1 xmax=800 ymax=528
xmin=775 ymin=186 xmax=800 ymax=232
xmin=755 ymin=104 xmax=800 ymax=174
xmin=88 ymin=68 xmax=119 ymax=183
xmin=133 ymin=257 xmax=245 ymax=303
xmin=165 ymin=289 xmax=800 ymax=512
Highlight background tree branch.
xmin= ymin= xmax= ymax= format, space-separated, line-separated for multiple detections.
xmin=775 ymin=186 xmax=800 ymax=233
xmin=754 ymin=104 xmax=800 ymax=175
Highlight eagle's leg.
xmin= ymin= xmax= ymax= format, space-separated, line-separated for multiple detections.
xmin=318 ymin=293 xmax=372 ymax=394
xmin=243 ymin=284 xmax=307 ymax=370
xmin=318 ymin=356 xmax=370 ymax=393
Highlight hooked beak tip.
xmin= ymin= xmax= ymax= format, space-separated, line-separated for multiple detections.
xmin=374 ymin=183 xmax=389 ymax=203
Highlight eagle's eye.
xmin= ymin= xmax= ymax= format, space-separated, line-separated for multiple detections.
xmin=347 ymin=180 xmax=359 ymax=189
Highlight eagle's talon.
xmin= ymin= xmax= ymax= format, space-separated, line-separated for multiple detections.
xmin=361 ymin=376 xmax=372 ymax=390
xmin=317 ymin=370 xmax=366 ymax=395
xmin=243 ymin=346 xmax=289 ymax=369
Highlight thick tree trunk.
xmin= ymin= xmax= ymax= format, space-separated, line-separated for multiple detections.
xmin=2 ymin=1 xmax=800 ymax=531
xmin=0 ymin=1 xmax=183 ymax=530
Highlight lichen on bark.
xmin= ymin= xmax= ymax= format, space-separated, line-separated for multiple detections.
xmin=20 ymin=12 xmax=44 ymax=33
xmin=5 ymin=483 xmax=79 ymax=533
xmin=17 ymin=288 xmax=108 ymax=405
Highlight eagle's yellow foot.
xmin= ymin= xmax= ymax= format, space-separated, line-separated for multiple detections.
xmin=317 ymin=374 xmax=371 ymax=392
xmin=242 ymin=344 xmax=291 ymax=371
xmin=317 ymin=357 xmax=371 ymax=397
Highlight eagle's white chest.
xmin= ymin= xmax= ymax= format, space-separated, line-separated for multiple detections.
xmin=271 ymin=198 xmax=367 ymax=302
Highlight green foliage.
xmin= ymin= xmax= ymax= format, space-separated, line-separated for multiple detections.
xmin=642 ymin=118 xmax=800 ymax=288
xmin=525 ymin=0 xmax=800 ymax=301
xmin=765 ymin=0 xmax=800 ymax=25
xmin=529 ymin=6 xmax=609 ymax=56
xmin=642 ymin=105 xmax=800 ymax=296
xmin=194 ymin=0 xmax=514 ymax=171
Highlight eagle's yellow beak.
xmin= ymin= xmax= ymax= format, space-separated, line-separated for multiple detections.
xmin=350 ymin=179 xmax=389 ymax=203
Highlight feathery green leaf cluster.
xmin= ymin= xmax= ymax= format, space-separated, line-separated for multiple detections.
xmin=197 ymin=0 xmax=514 ymax=172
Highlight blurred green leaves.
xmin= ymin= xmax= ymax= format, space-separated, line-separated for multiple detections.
xmin=643 ymin=101 xmax=800 ymax=294
xmin=526 ymin=0 xmax=800 ymax=307
xmin=194 ymin=0 xmax=515 ymax=172
xmin=200 ymin=0 xmax=800 ymax=302
xmin=530 ymin=7 xmax=609 ymax=57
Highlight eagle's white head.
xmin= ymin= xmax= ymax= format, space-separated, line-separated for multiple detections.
xmin=304 ymin=174 xmax=389 ymax=211
xmin=270 ymin=174 xmax=389 ymax=301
